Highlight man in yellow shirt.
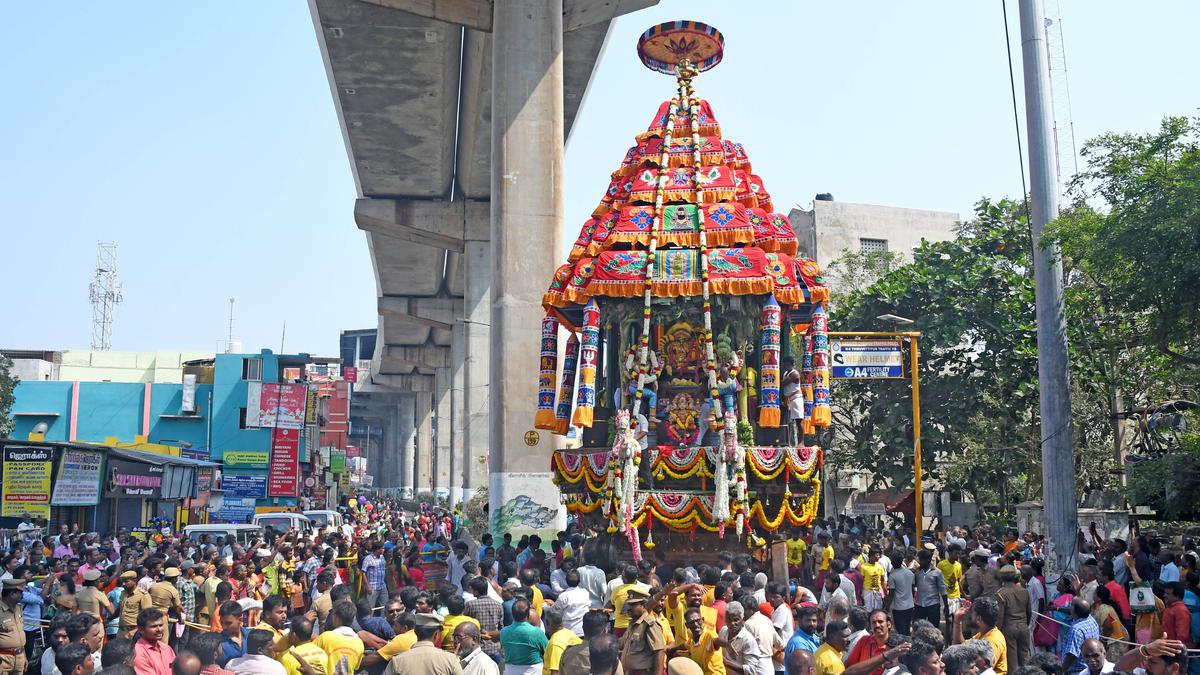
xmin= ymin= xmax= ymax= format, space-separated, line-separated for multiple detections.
xmin=313 ymin=601 xmax=365 ymax=675
xmin=609 ymin=565 xmax=645 ymax=635
xmin=543 ymin=604 xmax=582 ymax=675
xmin=937 ymin=544 xmax=964 ymax=619
xmin=360 ymin=614 xmax=416 ymax=670
xmin=675 ymin=607 xmax=725 ymax=675
xmin=440 ymin=596 xmax=480 ymax=651
xmin=787 ymin=529 xmax=808 ymax=581
xmin=952 ymin=596 xmax=1007 ymax=675
xmin=859 ymin=549 xmax=887 ymax=612
xmin=664 ymin=583 xmax=718 ymax=640
xmin=282 ymin=616 xmax=329 ymax=675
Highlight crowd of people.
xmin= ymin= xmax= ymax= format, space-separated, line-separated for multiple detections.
xmin=2 ymin=506 xmax=1196 ymax=675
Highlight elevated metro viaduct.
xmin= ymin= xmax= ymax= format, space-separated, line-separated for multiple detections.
xmin=311 ymin=0 xmax=658 ymax=534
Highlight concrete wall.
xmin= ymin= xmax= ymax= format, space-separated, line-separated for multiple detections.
xmin=9 ymin=381 xmax=74 ymax=441
xmin=59 ymin=350 xmax=214 ymax=384
xmin=788 ymin=200 xmax=960 ymax=286
xmin=1017 ymin=502 xmax=1130 ymax=544
xmin=8 ymin=358 xmax=58 ymax=382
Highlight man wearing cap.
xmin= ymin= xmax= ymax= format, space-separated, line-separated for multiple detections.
xmin=993 ymin=566 xmax=1029 ymax=670
xmin=963 ymin=550 xmax=999 ymax=601
xmin=119 ymin=571 xmax=154 ymax=638
xmin=0 ymin=579 xmax=27 ymax=675
xmin=75 ymin=570 xmax=115 ymax=622
xmin=385 ymin=613 xmax=462 ymax=675
xmin=619 ymin=588 xmax=665 ymax=675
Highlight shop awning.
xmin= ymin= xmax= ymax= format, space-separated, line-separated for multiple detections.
xmin=107 ymin=448 xmax=216 ymax=500
xmin=850 ymin=489 xmax=915 ymax=518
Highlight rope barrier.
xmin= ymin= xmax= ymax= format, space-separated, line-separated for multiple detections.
xmin=1029 ymin=609 xmax=1200 ymax=654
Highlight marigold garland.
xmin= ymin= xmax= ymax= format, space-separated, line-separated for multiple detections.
xmin=562 ymin=482 xmax=822 ymax=531
xmin=552 ymin=445 xmax=818 ymax=484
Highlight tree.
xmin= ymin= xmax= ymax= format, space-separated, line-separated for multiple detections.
xmin=1053 ymin=115 xmax=1200 ymax=368
xmin=0 ymin=355 xmax=16 ymax=438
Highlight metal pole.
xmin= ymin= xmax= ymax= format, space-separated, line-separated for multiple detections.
xmin=1019 ymin=0 xmax=1077 ymax=575
xmin=911 ymin=335 xmax=923 ymax=542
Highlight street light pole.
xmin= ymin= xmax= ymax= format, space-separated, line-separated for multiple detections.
xmin=1019 ymin=0 xmax=1078 ymax=575
xmin=910 ymin=334 xmax=923 ymax=543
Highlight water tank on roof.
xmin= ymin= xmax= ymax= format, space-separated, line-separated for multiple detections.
xmin=815 ymin=193 xmax=834 ymax=201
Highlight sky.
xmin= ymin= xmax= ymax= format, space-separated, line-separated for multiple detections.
xmin=1 ymin=1 xmax=1196 ymax=356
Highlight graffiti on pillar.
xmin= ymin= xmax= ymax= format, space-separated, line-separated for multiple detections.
xmin=489 ymin=471 xmax=560 ymax=534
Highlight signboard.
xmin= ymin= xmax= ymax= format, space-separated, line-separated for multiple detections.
xmin=51 ymin=448 xmax=105 ymax=506
xmin=246 ymin=382 xmax=307 ymax=429
xmin=343 ymin=366 xmax=358 ymax=383
xmin=849 ymin=502 xmax=888 ymax=516
xmin=210 ymin=497 xmax=255 ymax=522
xmin=1 ymin=447 xmax=53 ymax=518
xmin=268 ymin=428 xmax=300 ymax=497
xmin=195 ymin=467 xmax=214 ymax=495
xmin=106 ymin=459 xmax=164 ymax=498
xmin=283 ymin=367 xmax=303 ymax=381
xmin=830 ymin=339 xmax=905 ymax=379
xmin=223 ymin=451 xmax=269 ymax=469
xmin=221 ymin=474 xmax=267 ymax=499
xmin=329 ymin=448 xmax=346 ymax=474
xmin=345 ymin=445 xmax=360 ymax=458
xmin=305 ymin=363 xmax=341 ymax=380
xmin=305 ymin=387 xmax=319 ymax=425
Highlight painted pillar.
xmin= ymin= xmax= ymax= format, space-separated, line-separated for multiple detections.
xmin=415 ymin=393 xmax=433 ymax=498
xmin=463 ymin=239 xmax=490 ymax=503
xmin=489 ymin=0 xmax=567 ymax=538
xmin=434 ymin=367 xmax=452 ymax=499
xmin=449 ymin=323 xmax=466 ymax=506
xmin=398 ymin=394 xmax=416 ymax=498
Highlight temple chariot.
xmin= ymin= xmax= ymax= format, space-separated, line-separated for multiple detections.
xmin=535 ymin=21 xmax=832 ymax=563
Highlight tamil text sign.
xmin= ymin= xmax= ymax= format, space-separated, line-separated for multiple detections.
xmin=223 ymin=451 xmax=269 ymax=469
xmin=831 ymin=339 xmax=904 ymax=379
xmin=268 ymin=428 xmax=299 ymax=497
xmin=51 ymin=448 xmax=104 ymax=506
xmin=221 ymin=474 xmax=267 ymax=499
xmin=1 ymin=446 xmax=52 ymax=518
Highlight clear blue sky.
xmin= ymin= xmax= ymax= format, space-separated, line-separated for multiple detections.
xmin=2 ymin=1 xmax=1196 ymax=356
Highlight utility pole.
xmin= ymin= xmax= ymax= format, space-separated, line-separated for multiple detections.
xmin=1019 ymin=0 xmax=1078 ymax=575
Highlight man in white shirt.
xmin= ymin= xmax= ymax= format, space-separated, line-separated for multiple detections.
xmin=1080 ymin=638 xmax=1114 ymax=675
xmin=454 ymin=622 xmax=500 ymax=675
xmin=767 ymin=583 xmax=794 ymax=643
xmin=556 ymin=570 xmax=592 ymax=638
xmin=448 ymin=541 xmax=470 ymax=592
xmin=819 ymin=574 xmax=849 ymax=614
xmin=723 ymin=602 xmax=773 ymax=675
xmin=575 ymin=556 xmax=610 ymax=609
xmin=741 ymin=594 xmax=784 ymax=675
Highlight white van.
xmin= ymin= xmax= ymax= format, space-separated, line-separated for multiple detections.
xmin=252 ymin=511 xmax=313 ymax=535
xmin=183 ymin=524 xmax=261 ymax=547
xmin=302 ymin=510 xmax=344 ymax=532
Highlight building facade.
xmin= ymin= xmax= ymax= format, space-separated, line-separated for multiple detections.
xmin=8 ymin=349 xmax=350 ymax=525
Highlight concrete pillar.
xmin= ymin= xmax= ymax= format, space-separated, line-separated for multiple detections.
xmin=434 ymin=367 xmax=452 ymax=500
xmin=398 ymin=394 xmax=415 ymax=499
xmin=416 ymin=393 xmax=433 ymax=498
xmin=463 ymin=240 xmax=490 ymax=503
xmin=378 ymin=410 xmax=397 ymax=489
xmin=488 ymin=0 xmax=568 ymax=538
xmin=449 ymin=323 xmax=466 ymax=506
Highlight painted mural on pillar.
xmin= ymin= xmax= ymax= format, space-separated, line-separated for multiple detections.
xmin=489 ymin=472 xmax=562 ymax=539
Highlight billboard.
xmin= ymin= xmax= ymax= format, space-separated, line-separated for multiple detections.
xmin=329 ymin=448 xmax=346 ymax=474
xmin=1 ymin=446 xmax=53 ymax=518
xmin=210 ymin=497 xmax=256 ymax=522
xmin=105 ymin=459 xmax=164 ymax=498
xmin=51 ymin=448 xmax=105 ymax=507
xmin=221 ymin=474 xmax=267 ymax=499
xmin=830 ymin=339 xmax=905 ymax=379
xmin=246 ymin=382 xmax=307 ymax=429
xmin=223 ymin=451 xmax=269 ymax=469
xmin=268 ymin=428 xmax=300 ymax=497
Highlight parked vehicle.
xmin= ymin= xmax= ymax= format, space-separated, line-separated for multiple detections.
xmin=251 ymin=511 xmax=313 ymax=535
xmin=302 ymin=509 xmax=344 ymax=531
xmin=183 ymin=524 xmax=261 ymax=546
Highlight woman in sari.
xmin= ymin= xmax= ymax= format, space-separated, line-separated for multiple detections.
xmin=1093 ymin=585 xmax=1129 ymax=661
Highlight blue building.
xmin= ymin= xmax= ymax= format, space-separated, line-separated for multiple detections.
xmin=9 ymin=349 xmax=334 ymax=523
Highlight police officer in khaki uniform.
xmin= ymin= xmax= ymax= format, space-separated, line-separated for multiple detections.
xmin=75 ymin=570 xmax=115 ymax=621
xmin=0 ymin=579 xmax=27 ymax=675
xmin=619 ymin=588 xmax=665 ymax=675
xmin=385 ymin=613 xmax=462 ymax=675
xmin=118 ymin=570 xmax=153 ymax=638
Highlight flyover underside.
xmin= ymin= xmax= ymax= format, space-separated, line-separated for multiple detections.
xmin=311 ymin=0 xmax=657 ymax=505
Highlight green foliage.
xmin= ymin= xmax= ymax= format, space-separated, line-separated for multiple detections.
xmin=0 ymin=355 xmax=16 ymax=438
xmin=1053 ymin=115 xmax=1200 ymax=367
xmin=1127 ymin=433 xmax=1200 ymax=520
xmin=462 ymin=487 xmax=490 ymax=540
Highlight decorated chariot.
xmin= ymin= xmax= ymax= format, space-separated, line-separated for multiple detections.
xmin=535 ymin=22 xmax=832 ymax=561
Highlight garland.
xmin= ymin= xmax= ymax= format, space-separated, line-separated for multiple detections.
xmin=552 ymin=445 xmax=821 ymax=483
xmin=562 ymin=485 xmax=822 ymax=530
